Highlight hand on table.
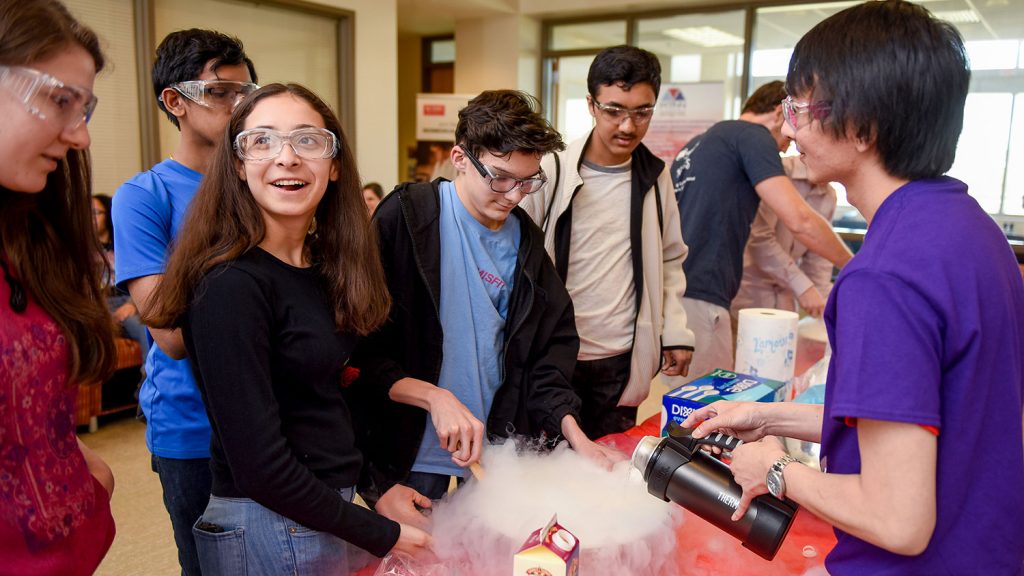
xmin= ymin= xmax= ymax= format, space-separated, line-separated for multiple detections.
xmin=661 ymin=348 xmax=693 ymax=377
xmin=427 ymin=388 xmax=485 ymax=467
xmin=392 ymin=523 xmax=434 ymax=560
xmin=680 ymin=400 xmax=772 ymax=448
xmin=572 ymin=437 xmax=628 ymax=470
xmin=727 ymin=436 xmax=788 ymax=520
xmin=798 ymin=286 xmax=826 ymax=318
xmin=376 ymin=484 xmax=432 ymax=531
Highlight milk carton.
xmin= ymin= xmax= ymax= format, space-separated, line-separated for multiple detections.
xmin=512 ymin=514 xmax=580 ymax=576
xmin=661 ymin=368 xmax=785 ymax=436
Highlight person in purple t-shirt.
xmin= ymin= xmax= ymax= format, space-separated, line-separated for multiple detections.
xmin=682 ymin=2 xmax=1024 ymax=574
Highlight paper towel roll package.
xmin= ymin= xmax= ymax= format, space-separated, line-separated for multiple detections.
xmin=734 ymin=308 xmax=799 ymax=386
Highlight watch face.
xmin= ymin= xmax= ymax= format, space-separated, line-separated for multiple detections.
xmin=767 ymin=471 xmax=783 ymax=498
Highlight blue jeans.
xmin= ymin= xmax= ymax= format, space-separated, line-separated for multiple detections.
xmin=152 ymin=455 xmax=212 ymax=576
xmin=193 ymin=488 xmax=354 ymax=576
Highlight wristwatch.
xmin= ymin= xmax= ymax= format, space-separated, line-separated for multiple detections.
xmin=767 ymin=454 xmax=798 ymax=499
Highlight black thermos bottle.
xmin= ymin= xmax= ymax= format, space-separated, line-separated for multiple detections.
xmin=631 ymin=423 xmax=798 ymax=561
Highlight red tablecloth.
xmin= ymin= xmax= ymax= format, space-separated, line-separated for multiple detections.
xmin=357 ymin=337 xmax=835 ymax=574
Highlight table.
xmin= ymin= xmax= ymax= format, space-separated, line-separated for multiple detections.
xmin=357 ymin=336 xmax=835 ymax=575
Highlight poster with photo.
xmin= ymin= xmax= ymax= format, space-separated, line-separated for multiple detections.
xmin=642 ymin=82 xmax=725 ymax=166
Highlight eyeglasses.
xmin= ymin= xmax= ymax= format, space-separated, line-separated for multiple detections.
xmin=234 ymin=127 xmax=339 ymax=162
xmin=167 ymin=80 xmax=259 ymax=110
xmin=781 ymin=96 xmax=831 ymax=131
xmin=0 ymin=65 xmax=97 ymax=130
xmin=591 ymin=99 xmax=656 ymax=126
xmin=461 ymin=146 xmax=547 ymax=195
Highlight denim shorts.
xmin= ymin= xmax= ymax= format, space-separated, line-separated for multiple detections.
xmin=192 ymin=487 xmax=354 ymax=576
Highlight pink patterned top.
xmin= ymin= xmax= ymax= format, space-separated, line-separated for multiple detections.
xmin=0 ymin=258 xmax=114 ymax=574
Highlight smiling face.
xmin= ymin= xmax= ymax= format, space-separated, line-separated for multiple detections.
xmin=452 ymin=146 xmax=542 ymax=230
xmin=781 ymin=92 xmax=860 ymax=187
xmin=585 ymin=82 xmax=656 ymax=166
xmin=0 ymin=44 xmax=96 ymax=193
xmin=236 ymin=93 xmax=338 ymax=230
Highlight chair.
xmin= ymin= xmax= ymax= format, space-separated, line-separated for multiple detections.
xmin=76 ymin=337 xmax=143 ymax=432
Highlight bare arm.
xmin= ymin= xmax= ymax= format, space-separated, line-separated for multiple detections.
xmin=730 ymin=419 xmax=937 ymax=556
xmin=77 ymin=437 xmax=114 ymax=498
xmin=681 ymin=400 xmax=824 ymax=443
xmin=127 ymin=274 xmax=186 ymax=359
xmin=755 ymin=175 xmax=852 ymax=269
xmin=388 ymin=377 xmax=484 ymax=467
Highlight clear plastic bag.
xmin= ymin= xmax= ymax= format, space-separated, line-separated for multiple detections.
xmin=371 ymin=553 xmax=455 ymax=576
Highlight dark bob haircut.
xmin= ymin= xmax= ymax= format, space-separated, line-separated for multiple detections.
xmin=786 ymin=0 xmax=969 ymax=180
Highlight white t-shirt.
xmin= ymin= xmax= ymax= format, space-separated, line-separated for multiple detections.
xmin=566 ymin=159 xmax=636 ymax=360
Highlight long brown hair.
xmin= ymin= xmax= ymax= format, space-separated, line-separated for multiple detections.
xmin=0 ymin=0 xmax=115 ymax=384
xmin=147 ymin=83 xmax=391 ymax=335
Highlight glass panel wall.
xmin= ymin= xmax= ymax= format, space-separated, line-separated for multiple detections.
xmin=635 ymin=10 xmax=746 ymax=119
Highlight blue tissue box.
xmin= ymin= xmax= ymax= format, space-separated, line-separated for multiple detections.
xmin=660 ymin=369 xmax=786 ymax=436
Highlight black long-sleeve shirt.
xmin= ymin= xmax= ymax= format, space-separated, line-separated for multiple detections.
xmin=183 ymin=247 xmax=399 ymax=557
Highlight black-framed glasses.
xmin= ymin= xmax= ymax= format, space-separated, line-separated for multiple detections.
xmin=781 ymin=96 xmax=831 ymax=131
xmin=592 ymin=99 xmax=656 ymax=126
xmin=461 ymin=146 xmax=547 ymax=195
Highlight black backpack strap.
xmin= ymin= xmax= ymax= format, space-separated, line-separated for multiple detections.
xmin=655 ymin=180 xmax=664 ymax=233
xmin=541 ymin=153 xmax=561 ymax=233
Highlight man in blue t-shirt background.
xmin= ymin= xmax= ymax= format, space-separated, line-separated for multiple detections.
xmin=683 ymin=2 xmax=1024 ymax=574
xmin=671 ymin=81 xmax=852 ymax=381
xmin=111 ymin=30 xmax=257 ymax=576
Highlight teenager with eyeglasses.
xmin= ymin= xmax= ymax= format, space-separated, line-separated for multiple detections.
xmin=110 ymin=29 xmax=257 ymax=576
xmin=143 ymin=83 xmax=431 ymax=574
xmin=683 ymin=2 xmax=1023 ymax=574
xmin=521 ymin=45 xmax=695 ymax=440
xmin=351 ymin=90 xmax=623 ymax=520
xmin=670 ymin=80 xmax=853 ymax=385
xmin=0 ymin=0 xmax=117 ymax=572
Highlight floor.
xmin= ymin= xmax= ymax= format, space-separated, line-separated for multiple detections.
xmin=81 ymin=377 xmax=671 ymax=575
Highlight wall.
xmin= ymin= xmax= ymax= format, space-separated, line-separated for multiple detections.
xmin=396 ymin=33 xmax=422 ymax=188
xmin=307 ymin=0 xmax=399 ymax=187
xmin=454 ymin=15 xmax=541 ymax=97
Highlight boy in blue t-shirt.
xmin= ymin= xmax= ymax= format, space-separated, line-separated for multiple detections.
xmin=683 ymin=2 xmax=1024 ymax=574
xmin=111 ymin=30 xmax=257 ymax=576
xmin=356 ymin=91 xmax=625 ymax=522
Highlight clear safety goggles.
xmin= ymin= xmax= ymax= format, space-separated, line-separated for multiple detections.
xmin=234 ymin=127 xmax=339 ymax=162
xmin=0 ymin=65 xmax=97 ymax=130
xmin=168 ymin=80 xmax=259 ymax=110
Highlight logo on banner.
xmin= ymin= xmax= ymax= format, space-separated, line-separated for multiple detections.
xmin=423 ymin=104 xmax=445 ymax=116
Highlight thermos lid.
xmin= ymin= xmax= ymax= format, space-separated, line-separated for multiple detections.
xmin=631 ymin=436 xmax=661 ymax=476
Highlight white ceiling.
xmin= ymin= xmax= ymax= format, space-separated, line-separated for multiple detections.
xmin=397 ymin=0 xmax=1024 ymax=46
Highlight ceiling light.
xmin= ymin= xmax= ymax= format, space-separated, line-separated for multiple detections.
xmin=933 ymin=10 xmax=981 ymax=23
xmin=663 ymin=26 xmax=745 ymax=48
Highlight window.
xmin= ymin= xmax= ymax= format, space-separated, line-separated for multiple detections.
xmin=543 ymin=1 xmax=1024 ymax=224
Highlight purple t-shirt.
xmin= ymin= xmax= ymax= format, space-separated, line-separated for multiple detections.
xmin=821 ymin=177 xmax=1024 ymax=575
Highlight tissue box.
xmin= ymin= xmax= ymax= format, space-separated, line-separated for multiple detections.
xmin=513 ymin=514 xmax=579 ymax=576
xmin=661 ymin=368 xmax=785 ymax=436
